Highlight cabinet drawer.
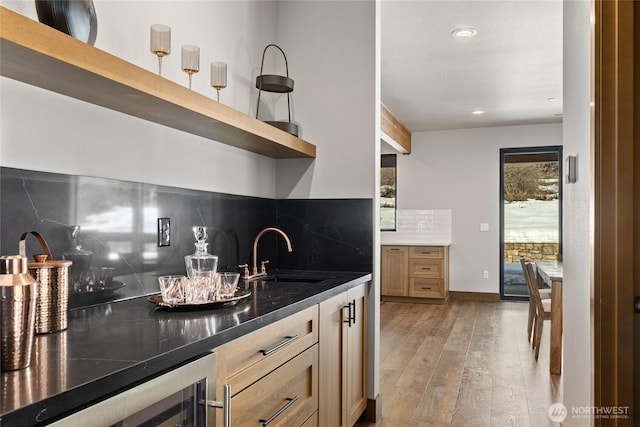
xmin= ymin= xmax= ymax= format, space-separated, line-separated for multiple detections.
xmin=409 ymin=259 xmax=443 ymax=278
xmin=302 ymin=411 xmax=318 ymax=427
xmin=409 ymin=246 xmax=444 ymax=259
xmin=230 ymin=345 xmax=318 ymax=427
xmin=217 ymin=305 xmax=318 ymax=393
xmin=409 ymin=278 xmax=445 ymax=298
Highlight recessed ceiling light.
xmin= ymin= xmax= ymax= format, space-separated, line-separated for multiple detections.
xmin=451 ymin=27 xmax=477 ymax=38
xmin=472 ymin=109 xmax=485 ymax=115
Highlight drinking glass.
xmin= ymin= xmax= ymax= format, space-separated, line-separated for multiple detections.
xmin=158 ymin=275 xmax=187 ymax=304
xmin=150 ymin=24 xmax=171 ymax=76
xmin=217 ymin=272 xmax=240 ymax=299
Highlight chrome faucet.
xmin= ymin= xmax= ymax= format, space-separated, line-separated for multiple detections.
xmin=241 ymin=227 xmax=293 ymax=280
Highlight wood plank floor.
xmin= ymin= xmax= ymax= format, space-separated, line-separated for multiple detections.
xmin=356 ymin=300 xmax=562 ymax=427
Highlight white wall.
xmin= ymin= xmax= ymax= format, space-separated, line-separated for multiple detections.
xmin=273 ymin=0 xmax=380 ymax=409
xmin=1 ymin=0 xmax=278 ymax=198
xmin=274 ymin=1 xmax=377 ymax=199
xmin=404 ymin=123 xmax=562 ymax=293
xmin=562 ymin=0 xmax=593 ymax=421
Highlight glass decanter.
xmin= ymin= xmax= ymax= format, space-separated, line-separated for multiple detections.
xmin=184 ymin=226 xmax=218 ymax=302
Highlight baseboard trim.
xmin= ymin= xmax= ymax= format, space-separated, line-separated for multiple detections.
xmin=449 ymin=291 xmax=501 ymax=302
xmin=381 ymin=295 xmax=449 ymax=305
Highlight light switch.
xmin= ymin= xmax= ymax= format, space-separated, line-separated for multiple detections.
xmin=480 ymin=223 xmax=489 ymax=232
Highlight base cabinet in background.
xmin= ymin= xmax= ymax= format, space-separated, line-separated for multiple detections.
xmin=381 ymin=245 xmax=449 ymax=303
xmin=318 ymin=283 xmax=367 ymax=427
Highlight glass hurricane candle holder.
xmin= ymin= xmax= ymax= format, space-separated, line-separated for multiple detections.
xmin=210 ymin=62 xmax=227 ymax=102
xmin=150 ymin=24 xmax=171 ymax=76
xmin=181 ymin=45 xmax=200 ymax=89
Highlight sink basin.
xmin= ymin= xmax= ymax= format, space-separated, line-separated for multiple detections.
xmin=253 ymin=274 xmax=334 ymax=284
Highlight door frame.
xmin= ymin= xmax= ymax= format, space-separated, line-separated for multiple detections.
xmin=593 ymin=0 xmax=636 ymax=424
xmin=499 ymin=146 xmax=563 ymax=300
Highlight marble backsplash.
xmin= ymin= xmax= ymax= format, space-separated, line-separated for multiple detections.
xmin=1 ymin=167 xmax=373 ymax=309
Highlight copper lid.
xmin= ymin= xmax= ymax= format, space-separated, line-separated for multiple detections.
xmin=0 ymin=255 xmax=37 ymax=286
xmin=27 ymin=253 xmax=72 ymax=269
xmin=0 ymin=255 xmax=28 ymax=275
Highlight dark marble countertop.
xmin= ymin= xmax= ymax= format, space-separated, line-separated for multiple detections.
xmin=0 ymin=270 xmax=372 ymax=426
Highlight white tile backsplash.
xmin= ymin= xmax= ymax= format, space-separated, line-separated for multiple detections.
xmin=381 ymin=209 xmax=452 ymax=245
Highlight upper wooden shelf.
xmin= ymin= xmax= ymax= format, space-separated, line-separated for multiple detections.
xmin=0 ymin=7 xmax=316 ymax=159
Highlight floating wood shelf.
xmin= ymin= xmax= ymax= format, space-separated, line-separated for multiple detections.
xmin=0 ymin=7 xmax=316 ymax=159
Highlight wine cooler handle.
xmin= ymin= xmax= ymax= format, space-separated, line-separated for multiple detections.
xmin=206 ymin=383 xmax=231 ymax=427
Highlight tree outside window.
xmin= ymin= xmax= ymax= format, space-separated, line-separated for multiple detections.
xmin=381 ymin=154 xmax=397 ymax=231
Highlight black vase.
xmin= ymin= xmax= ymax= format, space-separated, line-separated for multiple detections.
xmin=35 ymin=0 xmax=98 ymax=46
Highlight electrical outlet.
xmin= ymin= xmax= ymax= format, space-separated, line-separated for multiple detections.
xmin=158 ymin=218 xmax=171 ymax=247
xmin=480 ymin=223 xmax=489 ymax=232
xmin=483 ymin=270 xmax=489 ymax=279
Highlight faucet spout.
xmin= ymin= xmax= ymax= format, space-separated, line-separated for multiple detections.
xmin=247 ymin=227 xmax=293 ymax=279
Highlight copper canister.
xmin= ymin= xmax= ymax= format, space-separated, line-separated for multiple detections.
xmin=20 ymin=232 xmax=72 ymax=334
xmin=0 ymin=255 xmax=38 ymax=371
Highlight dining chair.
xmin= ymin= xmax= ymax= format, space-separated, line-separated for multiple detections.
xmin=524 ymin=261 xmax=552 ymax=360
xmin=519 ymin=257 xmax=551 ymax=346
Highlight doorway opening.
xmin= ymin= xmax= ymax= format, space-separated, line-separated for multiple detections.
xmin=500 ymin=146 xmax=563 ymax=299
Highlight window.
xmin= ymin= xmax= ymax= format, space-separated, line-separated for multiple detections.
xmin=380 ymin=154 xmax=397 ymax=231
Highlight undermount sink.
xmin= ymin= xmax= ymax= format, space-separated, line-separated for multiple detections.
xmin=252 ymin=274 xmax=334 ymax=284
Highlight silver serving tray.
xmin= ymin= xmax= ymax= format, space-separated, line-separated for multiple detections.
xmin=148 ymin=289 xmax=251 ymax=311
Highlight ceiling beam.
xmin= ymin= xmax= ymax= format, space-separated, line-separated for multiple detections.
xmin=380 ymin=104 xmax=411 ymax=154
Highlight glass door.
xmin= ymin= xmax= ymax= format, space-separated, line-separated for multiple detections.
xmin=500 ymin=147 xmax=562 ymax=299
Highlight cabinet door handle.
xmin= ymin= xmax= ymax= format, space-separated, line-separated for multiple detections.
xmin=260 ymin=335 xmax=298 ymax=356
xmin=344 ymin=300 xmax=356 ymax=326
xmin=344 ymin=303 xmax=352 ymax=326
xmin=351 ymin=300 xmax=356 ymax=325
xmin=259 ymin=396 xmax=298 ymax=426
xmin=205 ymin=383 xmax=231 ymax=427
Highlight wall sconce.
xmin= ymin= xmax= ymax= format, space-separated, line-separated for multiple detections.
xmin=566 ymin=155 xmax=577 ymax=183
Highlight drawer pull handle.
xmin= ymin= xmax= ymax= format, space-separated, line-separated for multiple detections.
xmin=421 ymin=286 xmax=432 ymax=290
xmin=421 ymin=252 xmax=432 ymax=254
xmin=389 ymin=248 xmax=400 ymax=251
xmin=260 ymin=335 xmax=298 ymax=356
xmin=421 ymin=267 xmax=431 ymax=270
xmin=204 ymin=384 xmax=231 ymax=427
xmin=260 ymin=396 xmax=298 ymax=426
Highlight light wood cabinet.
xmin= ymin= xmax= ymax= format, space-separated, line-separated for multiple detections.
xmin=215 ymin=306 xmax=319 ymax=427
xmin=380 ymin=246 xmax=409 ymax=296
xmin=381 ymin=245 xmax=449 ymax=303
xmin=230 ymin=345 xmax=318 ymax=427
xmin=318 ymin=283 xmax=367 ymax=427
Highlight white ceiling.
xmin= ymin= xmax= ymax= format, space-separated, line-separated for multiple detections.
xmin=381 ymin=0 xmax=563 ymax=133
